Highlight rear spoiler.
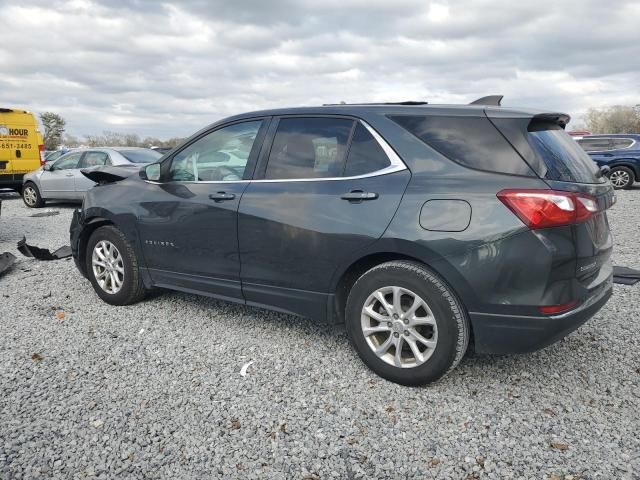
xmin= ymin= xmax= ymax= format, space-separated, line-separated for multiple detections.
xmin=531 ymin=112 xmax=571 ymax=129
xmin=81 ymin=165 xmax=140 ymax=184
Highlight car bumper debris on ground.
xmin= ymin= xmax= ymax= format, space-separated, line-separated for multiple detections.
xmin=0 ymin=190 xmax=639 ymax=479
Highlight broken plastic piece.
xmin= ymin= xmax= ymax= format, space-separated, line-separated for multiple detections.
xmin=29 ymin=210 xmax=60 ymax=218
xmin=17 ymin=237 xmax=72 ymax=261
xmin=240 ymin=361 xmax=254 ymax=377
xmin=0 ymin=252 xmax=16 ymax=276
xmin=81 ymin=165 xmax=139 ymax=184
xmin=613 ymin=266 xmax=640 ymax=286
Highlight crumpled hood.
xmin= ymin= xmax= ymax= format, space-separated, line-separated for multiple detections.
xmin=81 ymin=164 xmax=140 ymax=184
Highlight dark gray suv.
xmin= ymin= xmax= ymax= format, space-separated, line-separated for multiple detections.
xmin=70 ymin=97 xmax=614 ymax=385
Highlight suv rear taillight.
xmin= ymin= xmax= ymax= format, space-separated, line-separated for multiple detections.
xmin=497 ymin=189 xmax=598 ymax=229
xmin=38 ymin=144 xmax=46 ymax=166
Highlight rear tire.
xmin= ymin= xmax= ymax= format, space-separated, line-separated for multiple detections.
xmin=85 ymin=225 xmax=146 ymax=305
xmin=345 ymin=260 xmax=469 ymax=386
xmin=608 ymin=166 xmax=635 ymax=189
xmin=22 ymin=182 xmax=44 ymax=208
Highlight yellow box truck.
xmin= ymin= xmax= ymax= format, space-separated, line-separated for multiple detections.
xmin=0 ymin=108 xmax=45 ymax=191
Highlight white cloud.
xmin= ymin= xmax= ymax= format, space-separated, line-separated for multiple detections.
xmin=0 ymin=0 xmax=638 ymax=138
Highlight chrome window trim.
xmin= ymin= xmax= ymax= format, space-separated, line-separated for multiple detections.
xmin=148 ymin=119 xmax=408 ymax=185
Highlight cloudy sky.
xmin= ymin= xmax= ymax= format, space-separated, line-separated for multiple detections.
xmin=0 ymin=0 xmax=638 ymax=139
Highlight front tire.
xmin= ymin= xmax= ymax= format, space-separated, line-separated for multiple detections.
xmin=608 ymin=166 xmax=635 ymax=189
xmin=22 ymin=182 xmax=45 ymax=208
xmin=85 ymin=225 xmax=146 ymax=305
xmin=345 ymin=261 xmax=469 ymax=386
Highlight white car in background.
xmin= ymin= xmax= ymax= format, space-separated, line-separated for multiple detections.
xmin=21 ymin=147 xmax=163 ymax=208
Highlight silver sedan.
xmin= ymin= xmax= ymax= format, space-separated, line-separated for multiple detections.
xmin=22 ymin=147 xmax=163 ymax=208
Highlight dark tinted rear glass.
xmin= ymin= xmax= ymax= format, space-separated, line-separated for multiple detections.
xmin=528 ymin=127 xmax=602 ymax=183
xmin=344 ymin=123 xmax=390 ymax=176
xmin=119 ymin=149 xmax=163 ymax=164
xmin=389 ymin=115 xmax=533 ymax=176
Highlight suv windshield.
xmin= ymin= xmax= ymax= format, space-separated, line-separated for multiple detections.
xmin=528 ymin=128 xmax=603 ymax=184
xmin=119 ymin=149 xmax=163 ymax=164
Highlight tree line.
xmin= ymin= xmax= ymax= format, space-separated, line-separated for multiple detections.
xmin=38 ymin=104 xmax=640 ymax=151
xmin=39 ymin=112 xmax=184 ymax=151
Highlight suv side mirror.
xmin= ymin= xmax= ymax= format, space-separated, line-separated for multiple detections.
xmin=140 ymin=163 xmax=161 ymax=182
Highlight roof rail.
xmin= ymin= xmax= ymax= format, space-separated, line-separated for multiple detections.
xmin=323 ymin=101 xmax=428 ymax=106
xmin=469 ymin=95 xmax=503 ymax=106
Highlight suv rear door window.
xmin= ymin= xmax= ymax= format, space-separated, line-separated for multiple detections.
xmin=265 ymin=117 xmax=353 ymax=179
xmin=344 ymin=123 xmax=391 ymax=177
xmin=528 ymin=126 xmax=602 ymax=184
xmin=389 ymin=115 xmax=534 ymax=176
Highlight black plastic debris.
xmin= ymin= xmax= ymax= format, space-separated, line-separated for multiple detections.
xmin=29 ymin=210 xmax=60 ymax=218
xmin=613 ymin=266 xmax=640 ymax=286
xmin=0 ymin=252 xmax=16 ymax=276
xmin=17 ymin=237 xmax=72 ymax=261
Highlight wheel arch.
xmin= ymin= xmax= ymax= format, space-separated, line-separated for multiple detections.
xmin=331 ymin=241 xmax=476 ymax=325
xmin=76 ymin=217 xmax=115 ymax=277
xmin=609 ymin=161 xmax=639 ymax=179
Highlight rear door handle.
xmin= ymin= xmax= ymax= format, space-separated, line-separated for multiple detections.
xmin=209 ymin=192 xmax=236 ymax=202
xmin=341 ymin=190 xmax=378 ymax=202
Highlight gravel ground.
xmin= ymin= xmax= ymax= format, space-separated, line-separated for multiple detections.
xmin=0 ymin=189 xmax=639 ymax=480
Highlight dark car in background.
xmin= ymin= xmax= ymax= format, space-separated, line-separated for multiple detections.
xmin=70 ymin=98 xmax=614 ymax=385
xmin=575 ymin=134 xmax=640 ymax=189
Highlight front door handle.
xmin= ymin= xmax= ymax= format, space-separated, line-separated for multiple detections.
xmin=209 ymin=192 xmax=236 ymax=202
xmin=341 ymin=190 xmax=378 ymax=202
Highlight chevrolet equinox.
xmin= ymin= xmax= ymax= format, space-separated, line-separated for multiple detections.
xmin=70 ymin=96 xmax=614 ymax=386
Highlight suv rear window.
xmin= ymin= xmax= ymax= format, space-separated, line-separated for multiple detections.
xmin=527 ymin=125 xmax=602 ymax=184
xmin=389 ymin=115 xmax=533 ymax=176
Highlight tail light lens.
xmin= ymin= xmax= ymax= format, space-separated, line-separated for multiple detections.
xmin=38 ymin=144 xmax=46 ymax=166
xmin=497 ymin=189 xmax=598 ymax=229
xmin=538 ymin=301 xmax=577 ymax=315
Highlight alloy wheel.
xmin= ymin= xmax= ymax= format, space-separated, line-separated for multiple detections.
xmin=23 ymin=186 xmax=37 ymax=206
xmin=610 ymin=170 xmax=630 ymax=188
xmin=92 ymin=240 xmax=124 ymax=294
xmin=360 ymin=286 xmax=438 ymax=368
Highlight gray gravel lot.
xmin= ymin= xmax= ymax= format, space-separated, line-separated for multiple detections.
xmin=0 ymin=189 xmax=639 ymax=479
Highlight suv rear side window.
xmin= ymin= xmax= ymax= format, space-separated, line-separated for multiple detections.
xmin=389 ymin=115 xmax=533 ymax=176
xmin=528 ymin=125 xmax=602 ymax=184
xmin=609 ymin=138 xmax=634 ymax=150
xmin=577 ymin=138 xmax=612 ymax=152
xmin=344 ymin=123 xmax=391 ymax=177
xmin=265 ymin=117 xmax=353 ymax=179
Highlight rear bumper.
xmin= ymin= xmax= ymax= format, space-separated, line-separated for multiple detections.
xmin=470 ymin=278 xmax=613 ymax=354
